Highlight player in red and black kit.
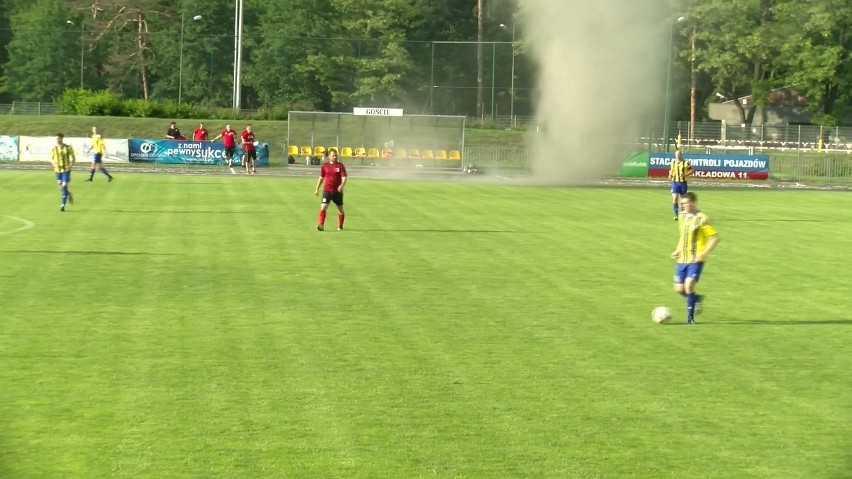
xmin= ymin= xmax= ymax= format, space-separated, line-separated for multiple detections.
xmin=240 ymin=124 xmax=257 ymax=174
xmin=314 ymin=148 xmax=347 ymax=231
xmin=211 ymin=124 xmax=238 ymax=174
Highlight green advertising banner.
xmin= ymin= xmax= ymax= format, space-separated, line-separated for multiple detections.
xmin=620 ymin=151 xmax=649 ymax=177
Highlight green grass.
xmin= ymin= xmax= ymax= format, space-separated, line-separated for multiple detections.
xmin=0 ymin=172 xmax=850 ymax=478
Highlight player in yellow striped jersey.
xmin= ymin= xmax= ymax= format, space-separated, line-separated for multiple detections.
xmin=50 ymin=133 xmax=76 ymax=211
xmin=85 ymin=126 xmax=113 ymax=182
xmin=668 ymin=149 xmax=692 ymax=220
xmin=671 ymin=192 xmax=719 ymax=324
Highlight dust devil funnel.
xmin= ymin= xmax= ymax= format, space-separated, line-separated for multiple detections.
xmin=521 ymin=0 xmax=671 ymax=183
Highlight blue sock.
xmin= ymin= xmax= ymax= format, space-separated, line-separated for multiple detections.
xmin=673 ymin=202 xmax=679 ymax=216
xmin=61 ymin=187 xmax=68 ymax=204
xmin=89 ymin=169 xmax=95 ymax=179
xmin=101 ymin=168 xmax=111 ymax=177
xmin=686 ymin=293 xmax=696 ymax=320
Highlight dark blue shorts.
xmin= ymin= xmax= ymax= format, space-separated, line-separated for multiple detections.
xmin=93 ymin=153 xmax=103 ymax=163
xmin=674 ymin=262 xmax=704 ymax=284
xmin=55 ymin=171 xmax=71 ymax=184
xmin=671 ymin=181 xmax=688 ymax=195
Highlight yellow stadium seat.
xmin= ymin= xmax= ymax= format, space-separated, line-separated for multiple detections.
xmin=354 ymin=147 xmax=367 ymax=157
xmin=340 ymin=146 xmax=353 ymax=157
xmin=300 ymin=146 xmax=313 ymax=156
xmin=421 ymin=149 xmax=434 ymax=160
xmin=449 ymin=150 xmax=462 ymax=161
xmin=381 ymin=148 xmax=393 ymax=159
xmin=408 ymin=149 xmax=421 ymax=159
xmin=367 ymin=147 xmax=380 ymax=158
xmin=287 ymin=145 xmax=299 ymax=156
xmin=314 ymin=146 xmax=326 ymax=157
xmin=435 ymin=149 xmax=448 ymax=160
xmin=394 ymin=148 xmax=407 ymax=159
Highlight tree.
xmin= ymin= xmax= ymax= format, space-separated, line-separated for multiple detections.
xmin=691 ymin=0 xmax=783 ymax=125
xmin=774 ymin=0 xmax=852 ymax=125
xmin=1 ymin=0 xmax=79 ymax=101
xmin=65 ymin=0 xmax=178 ymax=100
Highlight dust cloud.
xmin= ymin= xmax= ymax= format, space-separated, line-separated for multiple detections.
xmin=520 ymin=0 xmax=671 ymax=183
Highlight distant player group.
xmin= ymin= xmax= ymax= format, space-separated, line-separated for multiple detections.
xmin=667 ymin=148 xmax=720 ymax=324
xmin=48 ymin=123 xmax=348 ymax=233
xmin=50 ymin=127 xmax=114 ymax=212
xmin=170 ymin=122 xmax=259 ymax=174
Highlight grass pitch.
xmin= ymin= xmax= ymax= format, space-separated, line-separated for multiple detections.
xmin=0 ymin=170 xmax=850 ymax=478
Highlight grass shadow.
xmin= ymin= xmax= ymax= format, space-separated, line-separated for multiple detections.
xmin=348 ymin=229 xmax=523 ymax=233
xmin=698 ymin=319 xmax=852 ymax=326
xmin=0 ymin=250 xmax=180 ymax=256
xmin=101 ymin=210 xmax=279 ymax=214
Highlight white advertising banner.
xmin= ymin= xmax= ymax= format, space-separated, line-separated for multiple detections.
xmin=19 ymin=136 xmax=130 ymax=163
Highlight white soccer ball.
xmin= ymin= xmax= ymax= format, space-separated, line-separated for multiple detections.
xmin=652 ymin=306 xmax=672 ymax=324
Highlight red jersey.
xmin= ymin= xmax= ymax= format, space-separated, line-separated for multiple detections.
xmin=193 ymin=128 xmax=208 ymax=141
xmin=220 ymin=129 xmax=236 ymax=148
xmin=320 ymin=161 xmax=347 ymax=192
xmin=241 ymin=130 xmax=256 ymax=151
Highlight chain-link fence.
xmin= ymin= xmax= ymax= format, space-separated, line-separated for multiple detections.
xmin=650 ymin=121 xmax=852 ymax=153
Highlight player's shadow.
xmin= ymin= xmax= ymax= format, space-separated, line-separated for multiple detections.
xmin=102 ymin=210 xmax=277 ymax=214
xmin=0 ymin=250 xmax=179 ymax=256
xmin=716 ymin=219 xmax=837 ymax=223
xmin=348 ymin=228 xmax=522 ymax=233
xmin=701 ymin=319 xmax=852 ymax=326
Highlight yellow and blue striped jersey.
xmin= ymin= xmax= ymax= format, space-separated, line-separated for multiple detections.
xmin=51 ymin=144 xmax=76 ymax=172
xmin=677 ymin=212 xmax=718 ymax=263
xmin=669 ymin=159 xmax=692 ymax=182
xmin=91 ymin=134 xmax=105 ymax=154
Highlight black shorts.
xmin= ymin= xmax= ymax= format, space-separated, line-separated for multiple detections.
xmin=244 ymin=149 xmax=257 ymax=160
xmin=322 ymin=190 xmax=344 ymax=206
xmin=224 ymin=147 xmax=235 ymax=159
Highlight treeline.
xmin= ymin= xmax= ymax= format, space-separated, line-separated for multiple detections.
xmin=0 ymin=0 xmax=849 ymax=125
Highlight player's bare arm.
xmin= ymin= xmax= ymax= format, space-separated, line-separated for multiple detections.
xmin=338 ymin=176 xmax=347 ymax=192
xmin=315 ymin=177 xmax=324 ymax=196
xmin=671 ymin=238 xmax=684 ymax=260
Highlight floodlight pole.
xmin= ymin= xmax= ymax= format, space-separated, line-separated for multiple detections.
xmin=429 ymin=42 xmax=435 ymax=114
xmin=232 ymin=0 xmax=244 ymax=110
xmin=178 ymin=14 xmax=203 ymax=104
xmin=500 ymin=23 xmax=516 ymax=124
xmin=663 ymin=16 xmax=686 ymax=152
xmin=66 ymin=21 xmax=84 ymax=88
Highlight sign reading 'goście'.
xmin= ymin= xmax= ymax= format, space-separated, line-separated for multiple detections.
xmin=353 ymin=107 xmax=404 ymax=117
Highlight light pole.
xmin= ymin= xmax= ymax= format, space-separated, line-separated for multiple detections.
xmin=663 ymin=16 xmax=686 ymax=152
xmin=66 ymin=20 xmax=84 ymax=88
xmin=232 ymin=0 xmax=245 ymax=110
xmin=179 ymin=14 xmax=203 ymax=104
xmin=499 ymin=23 xmax=516 ymax=124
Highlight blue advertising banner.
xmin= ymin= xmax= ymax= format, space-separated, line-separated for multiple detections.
xmin=649 ymin=153 xmax=770 ymax=180
xmin=0 ymin=135 xmax=19 ymax=162
xmin=128 ymin=139 xmax=269 ymax=166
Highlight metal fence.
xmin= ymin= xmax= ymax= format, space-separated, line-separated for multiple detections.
xmin=652 ymin=121 xmax=852 ymax=153
xmin=464 ymin=146 xmax=852 ymax=184
xmin=0 ymin=102 xmax=59 ymax=115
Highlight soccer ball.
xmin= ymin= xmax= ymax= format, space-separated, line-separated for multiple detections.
xmin=652 ymin=306 xmax=672 ymax=324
